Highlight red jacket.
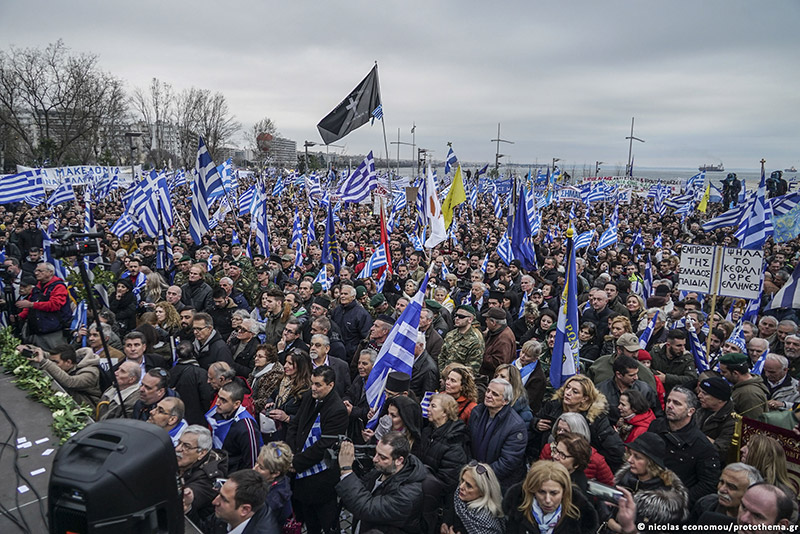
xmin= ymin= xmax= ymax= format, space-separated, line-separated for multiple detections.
xmin=18 ymin=276 xmax=69 ymax=320
xmin=623 ymin=410 xmax=656 ymax=444
xmin=540 ymin=442 xmax=615 ymax=485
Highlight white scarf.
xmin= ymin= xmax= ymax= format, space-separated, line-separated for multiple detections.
xmin=531 ymin=499 xmax=561 ymax=534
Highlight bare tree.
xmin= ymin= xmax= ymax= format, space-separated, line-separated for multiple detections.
xmin=0 ymin=40 xmax=127 ymax=166
xmin=131 ymin=77 xmax=175 ymax=167
xmin=196 ymin=90 xmax=240 ymax=159
xmin=251 ymin=116 xmax=278 ymax=168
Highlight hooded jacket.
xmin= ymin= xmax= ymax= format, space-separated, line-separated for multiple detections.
xmin=38 ymin=352 xmax=102 ymax=407
xmin=614 ymin=464 xmax=689 ymax=526
xmin=731 ymin=375 xmax=769 ymax=418
xmin=336 ymin=453 xmax=427 ymax=534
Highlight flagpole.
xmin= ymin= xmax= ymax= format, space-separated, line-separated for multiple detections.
xmin=706 ymin=245 xmax=723 ymax=357
xmin=374 ymin=61 xmax=393 ymax=194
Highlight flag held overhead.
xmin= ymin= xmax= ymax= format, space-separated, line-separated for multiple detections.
xmin=317 ymin=65 xmax=382 ymax=145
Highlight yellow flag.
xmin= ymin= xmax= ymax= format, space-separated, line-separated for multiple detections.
xmin=698 ymin=183 xmax=710 ymax=212
xmin=442 ymin=164 xmax=467 ymax=229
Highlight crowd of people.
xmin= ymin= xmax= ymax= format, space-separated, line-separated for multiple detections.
xmin=2 ymin=171 xmax=800 ymax=533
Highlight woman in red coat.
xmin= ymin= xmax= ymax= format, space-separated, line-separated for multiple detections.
xmin=538 ymin=412 xmax=615 ymax=485
xmin=616 ymin=389 xmax=655 ymax=444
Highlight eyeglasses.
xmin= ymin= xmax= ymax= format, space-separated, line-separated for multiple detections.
xmin=192 ymin=325 xmax=210 ymax=332
xmin=551 ymin=447 xmax=573 ymax=460
xmin=468 ymin=460 xmax=488 ymax=476
xmin=152 ymin=405 xmax=170 ymax=416
xmin=176 ymin=441 xmax=200 ymax=451
xmin=454 ymin=314 xmax=472 ymax=320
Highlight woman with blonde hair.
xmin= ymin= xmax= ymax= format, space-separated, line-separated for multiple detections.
xmin=494 ymin=363 xmax=533 ymax=423
xmin=440 ymin=363 xmax=478 ymax=423
xmin=441 ymin=461 xmax=505 ymax=534
xmin=601 ymin=316 xmax=632 ymax=356
xmin=741 ymin=433 xmax=793 ymax=490
xmin=533 ymin=374 xmax=626 ymax=471
xmin=154 ymin=301 xmax=181 ymax=336
xmin=504 ymin=460 xmax=598 ymax=534
xmin=253 ymin=441 xmax=294 ymax=529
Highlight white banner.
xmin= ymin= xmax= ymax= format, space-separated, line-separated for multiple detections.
xmin=678 ymin=245 xmax=716 ymax=294
xmin=16 ymin=165 xmax=132 ymax=190
xmin=717 ymin=248 xmax=764 ymax=300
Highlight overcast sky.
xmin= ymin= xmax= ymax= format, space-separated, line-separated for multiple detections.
xmin=1 ymin=1 xmax=798 ymax=172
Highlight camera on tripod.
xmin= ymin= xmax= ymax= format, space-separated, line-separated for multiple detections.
xmin=320 ymin=434 xmax=376 ymax=466
xmin=50 ymin=231 xmax=103 ymax=259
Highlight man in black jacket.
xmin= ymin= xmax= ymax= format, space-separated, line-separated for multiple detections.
xmin=336 ymin=431 xmax=426 ymax=534
xmin=191 ymin=312 xmax=234 ymax=369
xmin=410 ymin=331 xmax=438 ymax=399
xmin=286 ymin=366 xmax=348 ymax=534
xmin=181 ymin=264 xmax=214 ymax=312
xmin=169 ymin=341 xmax=214 ymax=426
xmin=330 ymin=284 xmax=373 ymax=362
xmin=648 ymin=386 xmax=721 ymax=501
xmin=177 ymin=425 xmax=228 ymax=527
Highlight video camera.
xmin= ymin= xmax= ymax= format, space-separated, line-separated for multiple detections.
xmin=320 ymin=434 xmax=376 ymax=467
xmin=50 ymin=231 xmax=103 ymax=259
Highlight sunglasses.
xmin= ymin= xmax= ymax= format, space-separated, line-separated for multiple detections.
xmin=468 ymin=460 xmax=488 ymax=476
xmin=454 ymin=314 xmax=472 ymax=320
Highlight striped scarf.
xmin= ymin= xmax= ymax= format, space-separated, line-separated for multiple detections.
xmin=295 ymin=413 xmax=327 ymax=479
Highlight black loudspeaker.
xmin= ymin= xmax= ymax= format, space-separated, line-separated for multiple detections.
xmin=48 ymin=419 xmax=184 ymax=534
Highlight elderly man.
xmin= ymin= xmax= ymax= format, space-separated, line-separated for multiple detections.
xmin=331 ymin=284 xmax=373 ymax=362
xmin=97 ymin=360 xmax=142 ymax=420
xmin=310 ymin=334 xmax=351 ymax=397
xmin=164 ymin=285 xmax=185 ymax=312
xmin=468 ymin=378 xmax=527 ymax=492
xmin=410 ymin=332 xmax=438 ymax=399
xmin=229 ymin=318 xmax=261 ymax=377
xmin=177 ymin=425 xmax=228 ymax=526
xmin=758 ymin=316 xmax=778 ymax=346
xmin=147 ymin=397 xmax=188 ymax=446
xmin=16 ymin=262 xmax=71 ymax=350
xmin=747 ymin=337 xmax=769 ymax=367
xmin=192 ymin=312 xmax=234 ymax=369
xmin=439 ymin=305 xmax=485 ymax=375
xmin=219 ymin=276 xmax=250 ymax=311
xmin=773 ymin=319 xmax=798 ymax=354
xmin=309 ymin=316 xmax=346 ymax=362
xmin=695 ymin=376 xmax=736 ymax=460
xmin=688 ymin=463 xmax=763 ymax=523
xmin=784 ymin=334 xmax=800 ymax=378
xmin=763 ymin=353 xmax=800 ymax=411
xmin=719 ymin=352 xmax=769 ymax=418
xmin=480 ymin=307 xmax=517 ymax=377
xmin=418 ymin=307 xmax=443 ymax=362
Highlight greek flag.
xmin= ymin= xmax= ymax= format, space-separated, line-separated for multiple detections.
xmin=518 ymin=290 xmax=528 ymax=319
xmin=407 ymin=232 xmax=424 ymax=252
xmin=190 ymin=136 xmax=224 ymax=244
xmin=629 ymin=230 xmax=644 ymax=253
xmin=643 ymin=255 xmax=654 ymax=297
xmin=305 ymin=174 xmax=322 ymax=204
xmin=415 ymin=175 xmax=427 ymax=233
xmin=735 ymin=166 xmax=773 ymax=250
xmin=664 ymin=192 xmax=694 ymax=209
xmin=254 ymin=186 xmax=271 ymax=256
xmin=216 ymin=158 xmax=236 ymax=198
xmin=291 ymin=208 xmax=303 ymax=250
xmin=752 ymin=349 xmax=768 ymax=376
xmin=586 ymin=183 xmax=604 ymax=203
xmin=468 ymin=184 xmax=478 ymax=209
xmin=168 ymin=169 xmax=186 ymax=190
xmin=766 ymin=262 xmax=800 ymax=311
xmin=128 ymin=171 xmax=173 ymax=239
xmin=365 ymin=274 xmax=429 ymax=428
xmin=307 ymin=210 xmax=316 ymax=243
xmin=419 ymin=391 xmax=434 ymax=418
xmin=0 ymin=169 xmax=45 ymax=204
xmin=48 ymin=181 xmax=75 ymax=207
xmin=444 ymin=146 xmax=458 ymax=175
xmin=42 ymin=218 xmax=68 ymax=281
xmin=686 ymin=317 xmax=709 ymax=373
xmin=480 ymin=253 xmax=489 ymax=274
xmin=358 ymin=247 xmax=388 ymax=279
xmin=71 ymin=300 xmax=88 ymax=347
xmin=574 ymin=230 xmax=594 ymax=251
xmin=638 ymin=313 xmax=659 ymax=349
xmin=337 ymin=152 xmax=376 ymax=204
xmin=392 ymin=189 xmax=407 ymax=211
xmin=371 ymin=104 xmax=383 ymax=122
xmin=376 ymin=268 xmax=387 ymax=292
xmin=110 ymin=212 xmax=137 ymax=237
xmin=295 ymin=414 xmax=328 ymax=479
xmin=95 ymin=169 xmax=119 ymax=200
xmin=550 ymin=231 xmax=580 ymax=387
xmin=272 ymin=175 xmax=285 ymax=197
xmin=238 ymin=185 xmax=256 ymax=216
xmin=597 ymin=224 xmax=617 ymax=252
xmin=314 ymin=266 xmax=331 ymax=291
xmin=492 ymin=186 xmax=503 ymax=219
xmin=525 ymin=187 xmax=538 ymax=232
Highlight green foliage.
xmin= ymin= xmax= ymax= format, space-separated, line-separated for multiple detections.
xmin=66 ymin=266 xmax=116 ymax=303
xmin=0 ymin=327 xmax=92 ymax=443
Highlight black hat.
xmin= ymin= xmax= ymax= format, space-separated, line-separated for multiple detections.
xmin=229 ymin=260 xmax=242 ymax=269
xmin=269 ymin=254 xmax=282 ymax=264
xmin=626 ymin=432 xmax=666 ymax=469
xmin=375 ymin=314 xmax=396 ymax=326
xmin=385 ymin=371 xmax=410 ymax=393
xmin=699 ymin=376 xmax=732 ymax=402
xmin=116 ymin=277 xmax=134 ymax=291
xmin=313 ymin=295 xmax=331 ymax=309
xmin=19 ymin=275 xmax=36 ymax=287
xmin=485 ymin=307 xmax=506 ymax=321
xmin=654 ymin=285 xmax=670 ymax=296
xmin=488 ymin=290 xmax=504 ymax=302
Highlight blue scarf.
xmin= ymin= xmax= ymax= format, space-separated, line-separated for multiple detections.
xmin=295 ymin=413 xmax=328 ymax=479
xmin=205 ymin=405 xmax=257 ymax=448
xmin=531 ymin=499 xmax=561 ymax=534
xmin=514 ymin=358 xmax=538 ymax=385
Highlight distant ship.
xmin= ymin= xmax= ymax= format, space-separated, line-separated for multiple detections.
xmin=785 ymin=166 xmax=797 ymax=173
xmin=699 ymin=163 xmax=724 ymax=172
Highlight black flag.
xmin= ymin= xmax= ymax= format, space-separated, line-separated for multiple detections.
xmin=317 ymin=65 xmax=382 ymax=145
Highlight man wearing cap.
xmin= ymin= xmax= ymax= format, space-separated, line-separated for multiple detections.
xmin=369 ymin=293 xmax=394 ymax=320
xmin=480 ymin=307 xmax=517 ymax=377
xmin=762 ymin=353 xmax=800 ymax=411
xmin=172 ymin=255 xmax=193 ymax=287
xmin=440 ymin=305 xmax=485 ymax=375
xmin=718 ymin=352 xmax=768 ymax=418
xmin=424 ymin=299 xmax=451 ymax=336
xmin=587 ymin=333 xmax=658 ymax=391
xmin=649 ymin=329 xmax=697 ymax=393
xmin=696 ymin=376 xmax=736 ymax=460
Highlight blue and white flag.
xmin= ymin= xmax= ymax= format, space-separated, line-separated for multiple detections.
xmin=629 ymin=230 xmax=644 ymax=253
xmin=638 ymin=312 xmax=659 ymax=349
xmin=42 ymin=218 xmax=68 ymax=281
xmin=476 ymin=164 xmax=488 ymax=178
xmin=766 ymin=262 xmax=800 ymax=311
xmin=480 ymin=253 xmax=489 ymax=274
xmin=407 ymin=232 xmax=424 ymax=252
xmin=597 ymin=225 xmax=617 ymax=251
xmin=643 ymin=255 xmax=654 ymax=298
xmin=255 ymin=186 xmax=271 ymax=256
xmin=518 ymin=290 xmax=528 ymax=319
xmin=0 ymin=169 xmax=45 ymax=204
xmin=586 ymin=183 xmax=605 ymax=204
xmin=168 ymin=169 xmax=186 ymax=190
xmin=48 ymin=181 xmax=75 ymax=207
xmin=238 ymin=185 xmax=256 ymax=216
xmin=376 ymin=268 xmax=387 ymax=292
xmin=550 ymin=231 xmax=580 ymax=388
xmin=365 ymin=274 xmax=429 ymax=428
xmin=735 ymin=166 xmax=773 ymax=249
xmin=468 ymin=184 xmax=478 ymax=210
xmin=751 ymin=349 xmax=768 ymax=376
xmin=497 ymin=230 xmax=513 ymax=266
xmin=314 ymin=266 xmax=332 ymax=291
xmin=444 ymin=146 xmax=458 ymax=175
xmin=686 ymin=318 xmax=709 ymax=373
xmin=272 ymin=175 xmax=285 ymax=197
xmin=190 ymin=136 xmax=224 ymax=244
xmin=492 ymin=186 xmax=503 ymax=219
xmin=291 ymin=208 xmax=303 ymax=250
xmin=307 ymin=210 xmax=316 ymax=244
xmin=110 ymin=212 xmax=137 ymax=237
xmin=653 ymin=232 xmax=663 ymax=249
xmin=336 ymin=151 xmax=376 ymax=204
xmin=574 ymin=230 xmax=594 ymax=251
xmin=128 ymin=171 xmax=173 ymax=238
xmin=71 ymin=300 xmax=88 ymax=347
xmin=295 ymin=413 xmax=327 ymax=478
xmin=419 ymin=391 xmax=434 ymax=418
xmin=358 ymin=247 xmax=388 ymax=279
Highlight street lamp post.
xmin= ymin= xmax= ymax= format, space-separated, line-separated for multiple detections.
xmin=595 ymin=161 xmax=604 ymax=177
xmin=124 ymin=132 xmax=142 ymax=182
xmin=491 ymin=123 xmax=514 ymax=177
xmin=303 ymin=141 xmax=316 ymax=174
xmin=552 ymin=157 xmax=561 ymax=180
xmin=625 ymin=117 xmax=645 ymax=177
xmin=390 ymin=128 xmax=414 ymax=179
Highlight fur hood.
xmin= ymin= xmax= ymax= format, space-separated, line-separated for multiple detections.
xmin=549 ymin=389 xmax=610 ymax=423
xmin=614 ymin=464 xmax=689 ymax=525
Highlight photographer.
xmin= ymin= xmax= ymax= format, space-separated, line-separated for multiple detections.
xmin=18 ymin=344 xmax=101 ymax=408
xmin=336 ymin=431 xmax=427 ymax=534
xmin=15 ymin=262 xmax=72 ymax=351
